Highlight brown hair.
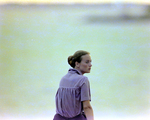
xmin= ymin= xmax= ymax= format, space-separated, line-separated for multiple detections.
xmin=68 ymin=50 xmax=90 ymax=68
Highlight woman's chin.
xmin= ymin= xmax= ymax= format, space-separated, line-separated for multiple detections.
xmin=87 ymin=70 xmax=91 ymax=73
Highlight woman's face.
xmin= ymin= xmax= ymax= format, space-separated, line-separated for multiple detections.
xmin=75 ymin=54 xmax=92 ymax=74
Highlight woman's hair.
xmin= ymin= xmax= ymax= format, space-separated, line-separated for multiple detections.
xmin=68 ymin=50 xmax=90 ymax=68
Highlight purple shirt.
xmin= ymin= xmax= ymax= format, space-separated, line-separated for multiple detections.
xmin=55 ymin=68 xmax=91 ymax=118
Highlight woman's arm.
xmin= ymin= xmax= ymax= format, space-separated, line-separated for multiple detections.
xmin=83 ymin=100 xmax=94 ymax=120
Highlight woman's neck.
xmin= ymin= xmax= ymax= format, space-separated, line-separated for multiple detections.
xmin=74 ymin=67 xmax=84 ymax=75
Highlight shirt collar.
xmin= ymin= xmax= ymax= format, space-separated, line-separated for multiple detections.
xmin=68 ymin=68 xmax=82 ymax=75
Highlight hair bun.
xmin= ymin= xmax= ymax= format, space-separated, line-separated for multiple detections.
xmin=68 ymin=55 xmax=74 ymax=67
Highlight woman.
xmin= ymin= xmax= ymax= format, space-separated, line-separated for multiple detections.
xmin=53 ymin=50 xmax=94 ymax=120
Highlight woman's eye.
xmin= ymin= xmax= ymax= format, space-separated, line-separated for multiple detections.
xmin=86 ymin=60 xmax=92 ymax=63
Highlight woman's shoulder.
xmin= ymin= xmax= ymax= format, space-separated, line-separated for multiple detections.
xmin=80 ymin=75 xmax=88 ymax=80
xmin=77 ymin=75 xmax=90 ymax=86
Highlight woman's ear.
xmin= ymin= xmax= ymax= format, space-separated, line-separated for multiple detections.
xmin=75 ymin=61 xmax=80 ymax=68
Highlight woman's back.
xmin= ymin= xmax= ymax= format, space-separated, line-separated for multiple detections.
xmin=55 ymin=68 xmax=91 ymax=118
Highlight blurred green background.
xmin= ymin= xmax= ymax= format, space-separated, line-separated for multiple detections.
xmin=0 ymin=4 xmax=150 ymax=119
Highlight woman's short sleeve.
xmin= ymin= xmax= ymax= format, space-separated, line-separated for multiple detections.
xmin=81 ymin=78 xmax=91 ymax=101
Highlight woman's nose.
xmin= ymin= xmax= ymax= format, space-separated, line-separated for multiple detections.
xmin=89 ymin=63 xmax=92 ymax=67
